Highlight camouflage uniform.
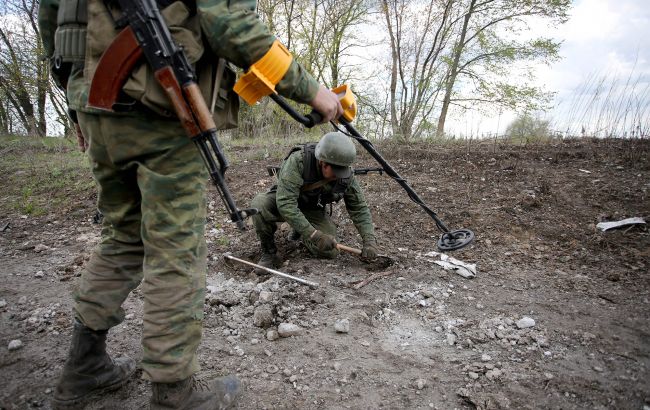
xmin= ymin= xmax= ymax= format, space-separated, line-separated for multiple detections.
xmin=251 ymin=148 xmax=375 ymax=258
xmin=39 ymin=0 xmax=320 ymax=383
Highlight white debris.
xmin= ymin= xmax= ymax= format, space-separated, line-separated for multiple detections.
xmin=446 ymin=333 xmax=457 ymax=346
xmin=432 ymin=254 xmax=477 ymax=279
xmin=0 ymin=300 xmax=6 ymax=308
xmin=334 ymin=319 xmax=350 ymax=334
xmin=516 ymin=317 xmax=536 ymax=329
xmin=596 ymin=217 xmax=645 ymax=232
xmin=8 ymin=339 xmax=23 ymax=351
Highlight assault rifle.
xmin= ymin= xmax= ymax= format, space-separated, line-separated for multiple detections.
xmin=86 ymin=0 xmax=256 ymax=230
xmin=266 ymin=165 xmax=384 ymax=177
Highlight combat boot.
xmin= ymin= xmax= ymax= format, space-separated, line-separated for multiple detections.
xmin=52 ymin=320 xmax=136 ymax=409
xmin=151 ymin=375 xmax=241 ymax=410
xmin=256 ymin=241 xmax=281 ymax=275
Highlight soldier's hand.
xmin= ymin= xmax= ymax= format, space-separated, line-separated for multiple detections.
xmin=309 ymin=85 xmax=343 ymax=124
xmin=361 ymin=240 xmax=379 ymax=260
xmin=75 ymin=123 xmax=88 ymax=152
xmin=310 ymin=229 xmax=337 ymax=252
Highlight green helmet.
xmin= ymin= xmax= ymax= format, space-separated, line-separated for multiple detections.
xmin=315 ymin=132 xmax=356 ymax=167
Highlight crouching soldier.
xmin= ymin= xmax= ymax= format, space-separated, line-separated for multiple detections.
xmin=251 ymin=132 xmax=378 ymax=271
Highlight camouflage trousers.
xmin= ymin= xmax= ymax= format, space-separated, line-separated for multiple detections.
xmin=75 ymin=111 xmax=208 ymax=383
xmin=250 ymin=191 xmax=339 ymax=258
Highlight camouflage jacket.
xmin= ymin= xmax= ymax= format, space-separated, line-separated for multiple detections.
xmin=276 ymin=150 xmax=376 ymax=243
xmin=37 ymin=0 xmax=319 ymax=114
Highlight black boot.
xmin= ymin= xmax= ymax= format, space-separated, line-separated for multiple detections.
xmin=256 ymin=240 xmax=281 ymax=275
xmin=151 ymin=375 xmax=241 ymax=410
xmin=52 ymin=320 xmax=136 ymax=409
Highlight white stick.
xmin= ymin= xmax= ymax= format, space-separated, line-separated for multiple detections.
xmin=224 ymin=254 xmax=319 ymax=288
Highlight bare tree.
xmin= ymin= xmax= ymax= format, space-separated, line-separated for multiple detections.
xmin=0 ymin=0 xmax=50 ymax=136
xmin=381 ymin=0 xmax=457 ymax=140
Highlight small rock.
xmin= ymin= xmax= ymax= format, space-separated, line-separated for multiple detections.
xmin=289 ymin=375 xmax=298 ymax=383
xmin=34 ymin=244 xmax=50 ymax=253
xmin=277 ymin=323 xmax=303 ymax=338
xmin=481 ymin=354 xmax=492 ymax=362
xmin=468 ymin=372 xmax=479 ymax=380
xmin=418 ymin=300 xmax=427 ymax=307
xmin=593 ymin=366 xmax=604 ymax=372
xmin=447 ymin=333 xmax=457 ymax=346
xmin=45 ymin=388 xmax=52 ymax=394
xmin=35 ymin=270 xmax=44 ymax=278
xmin=283 ymin=368 xmax=292 ymax=377
xmin=434 ymin=326 xmax=443 ymax=332
xmin=266 ymin=329 xmax=279 ymax=341
xmin=253 ymin=305 xmax=274 ymax=328
xmin=516 ymin=317 xmax=536 ymax=329
xmin=359 ymin=340 xmax=370 ymax=347
xmin=125 ymin=313 xmax=134 ymax=320
xmin=414 ymin=378 xmax=427 ymax=390
xmin=334 ymin=319 xmax=350 ymax=333
xmin=266 ymin=365 xmax=279 ymax=374
xmin=0 ymin=300 xmax=6 ymax=308
xmin=486 ymin=369 xmax=502 ymax=380
xmin=8 ymin=339 xmax=23 ymax=351
xmin=259 ymin=291 xmax=274 ymax=303
xmin=206 ymin=285 xmax=218 ymax=294
xmin=250 ymin=338 xmax=260 ymax=345
xmin=332 ymin=362 xmax=341 ymax=371
xmin=544 ymin=372 xmax=554 ymax=380
xmin=18 ymin=296 xmax=27 ymax=305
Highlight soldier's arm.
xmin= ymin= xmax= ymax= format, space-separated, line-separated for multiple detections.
xmin=37 ymin=0 xmax=59 ymax=58
xmin=276 ymin=154 xmax=316 ymax=239
xmin=197 ymin=0 xmax=319 ymax=104
xmin=343 ymin=177 xmax=376 ymax=242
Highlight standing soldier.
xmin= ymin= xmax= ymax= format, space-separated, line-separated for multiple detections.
xmin=38 ymin=0 xmax=343 ymax=408
xmin=251 ymin=131 xmax=379 ymax=271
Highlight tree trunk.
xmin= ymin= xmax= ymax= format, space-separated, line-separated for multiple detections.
xmin=436 ymin=0 xmax=475 ymax=138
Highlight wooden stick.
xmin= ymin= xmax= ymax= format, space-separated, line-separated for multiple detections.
xmin=223 ymin=253 xmax=319 ymax=288
xmin=336 ymin=243 xmax=362 ymax=255
xmin=351 ymin=270 xmax=395 ymax=289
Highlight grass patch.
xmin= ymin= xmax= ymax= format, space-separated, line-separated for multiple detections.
xmin=0 ymin=135 xmax=94 ymax=216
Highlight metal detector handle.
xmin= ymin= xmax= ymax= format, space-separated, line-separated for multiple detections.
xmin=269 ymin=94 xmax=322 ymax=128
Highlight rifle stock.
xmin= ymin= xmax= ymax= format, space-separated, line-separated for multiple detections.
xmin=86 ymin=0 xmax=256 ymax=230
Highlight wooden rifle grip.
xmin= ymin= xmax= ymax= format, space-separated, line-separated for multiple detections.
xmin=154 ymin=67 xmax=201 ymax=138
xmin=184 ymin=83 xmax=217 ymax=132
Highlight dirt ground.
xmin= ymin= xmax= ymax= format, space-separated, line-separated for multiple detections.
xmin=1 ymin=137 xmax=649 ymax=409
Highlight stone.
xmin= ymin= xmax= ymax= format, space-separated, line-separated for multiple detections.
xmin=516 ymin=317 xmax=536 ymax=329
xmin=468 ymin=372 xmax=479 ymax=380
xmin=0 ymin=300 xmax=6 ymax=309
xmin=486 ymin=369 xmax=502 ymax=380
xmin=266 ymin=365 xmax=279 ymax=374
xmin=266 ymin=329 xmax=279 ymax=341
xmin=259 ymin=291 xmax=274 ymax=303
xmin=334 ymin=319 xmax=350 ymax=333
xmin=481 ymin=354 xmax=492 ymax=362
xmin=34 ymin=244 xmax=49 ymax=253
xmin=414 ymin=378 xmax=427 ymax=390
xmin=8 ymin=339 xmax=23 ymax=351
xmin=253 ymin=305 xmax=274 ymax=328
xmin=447 ymin=333 xmax=457 ymax=346
xmin=277 ymin=323 xmax=303 ymax=338
xmin=35 ymin=271 xmax=44 ymax=278
xmin=289 ymin=375 xmax=298 ymax=383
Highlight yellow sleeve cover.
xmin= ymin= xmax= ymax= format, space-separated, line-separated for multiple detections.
xmin=233 ymin=39 xmax=292 ymax=105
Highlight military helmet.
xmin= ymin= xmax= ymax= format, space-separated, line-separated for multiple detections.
xmin=315 ymin=132 xmax=356 ymax=167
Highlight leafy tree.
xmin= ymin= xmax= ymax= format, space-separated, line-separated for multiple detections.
xmin=505 ymin=113 xmax=550 ymax=141
xmin=435 ymin=0 xmax=570 ymax=137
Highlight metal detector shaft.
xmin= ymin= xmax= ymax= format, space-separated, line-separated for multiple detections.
xmin=224 ymin=254 xmax=319 ymax=288
xmin=338 ymin=118 xmax=450 ymax=234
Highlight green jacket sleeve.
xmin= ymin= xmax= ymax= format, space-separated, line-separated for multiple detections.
xmin=344 ymin=177 xmax=376 ymax=243
xmin=197 ymin=0 xmax=319 ymax=104
xmin=38 ymin=0 xmax=60 ymax=58
xmin=275 ymin=152 xmax=317 ymax=239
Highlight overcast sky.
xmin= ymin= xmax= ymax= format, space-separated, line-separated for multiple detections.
xmin=447 ymin=0 xmax=650 ymax=136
